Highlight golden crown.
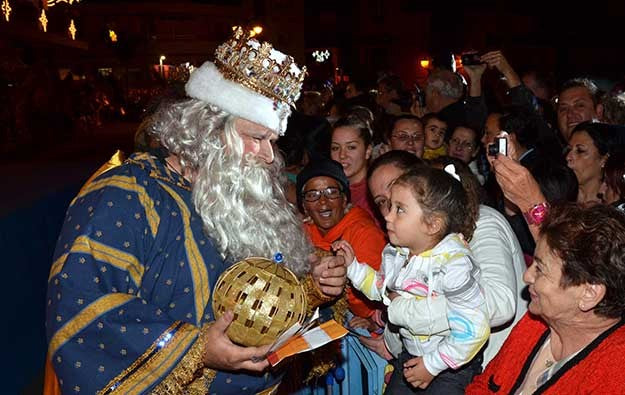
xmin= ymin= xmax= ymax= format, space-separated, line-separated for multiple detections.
xmin=214 ymin=27 xmax=306 ymax=107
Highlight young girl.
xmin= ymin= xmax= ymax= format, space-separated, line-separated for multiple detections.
xmin=334 ymin=166 xmax=489 ymax=394
xmin=422 ymin=113 xmax=448 ymax=160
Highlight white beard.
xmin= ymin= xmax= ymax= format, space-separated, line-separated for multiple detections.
xmin=192 ymin=138 xmax=312 ymax=278
xmin=153 ymin=99 xmax=312 ymax=277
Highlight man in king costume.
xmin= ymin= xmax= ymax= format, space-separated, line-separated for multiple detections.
xmin=45 ymin=28 xmax=347 ymax=394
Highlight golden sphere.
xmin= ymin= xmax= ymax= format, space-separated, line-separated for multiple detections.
xmin=212 ymin=257 xmax=307 ymax=346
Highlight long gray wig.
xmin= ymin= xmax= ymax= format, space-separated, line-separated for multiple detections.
xmin=153 ymin=98 xmax=312 ymax=277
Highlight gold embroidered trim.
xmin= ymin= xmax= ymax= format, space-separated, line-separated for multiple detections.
xmin=49 ymin=293 xmax=134 ymax=357
xmin=158 ymin=182 xmax=210 ymax=326
xmin=72 ymin=174 xmax=161 ymax=237
xmin=302 ymin=274 xmax=335 ymax=317
xmin=98 ymin=322 xmax=197 ymax=394
xmin=150 ymin=323 xmax=216 ymax=395
xmin=256 ymin=383 xmax=280 ymax=395
xmin=48 ymin=235 xmax=144 ymax=285
xmin=127 ymin=153 xmax=191 ymax=191
xmin=77 ymin=150 xmax=126 ymax=196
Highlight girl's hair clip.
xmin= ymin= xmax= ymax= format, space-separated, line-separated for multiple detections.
xmin=444 ymin=164 xmax=461 ymax=183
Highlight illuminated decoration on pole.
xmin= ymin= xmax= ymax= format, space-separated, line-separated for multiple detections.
xmin=48 ymin=0 xmax=81 ymax=6
xmin=68 ymin=19 xmax=77 ymax=40
xmin=312 ymin=50 xmax=330 ymax=63
xmin=1 ymin=0 xmax=11 ymax=22
xmin=109 ymin=29 xmax=118 ymax=42
xmin=39 ymin=9 xmax=48 ymax=32
xmin=159 ymin=55 xmax=166 ymax=77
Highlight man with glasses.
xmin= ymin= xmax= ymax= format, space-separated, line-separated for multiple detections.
xmin=387 ymin=115 xmax=425 ymax=158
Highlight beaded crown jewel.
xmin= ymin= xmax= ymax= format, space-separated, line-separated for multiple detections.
xmin=185 ymin=27 xmax=306 ymax=134
xmin=215 ymin=27 xmax=306 ymax=107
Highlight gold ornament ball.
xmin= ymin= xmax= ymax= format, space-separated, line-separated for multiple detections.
xmin=212 ymin=257 xmax=307 ymax=346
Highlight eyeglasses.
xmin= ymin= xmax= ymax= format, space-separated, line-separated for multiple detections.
xmin=302 ymin=187 xmax=343 ymax=202
xmin=450 ymin=138 xmax=475 ymax=151
xmin=391 ymin=133 xmax=424 ymax=143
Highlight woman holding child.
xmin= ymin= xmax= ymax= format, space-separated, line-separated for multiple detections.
xmin=335 ymin=165 xmax=489 ymax=393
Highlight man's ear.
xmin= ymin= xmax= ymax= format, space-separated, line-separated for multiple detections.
xmin=578 ymin=283 xmax=607 ymax=313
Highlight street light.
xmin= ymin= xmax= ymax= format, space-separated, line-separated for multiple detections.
xmin=159 ymin=55 xmax=166 ymax=77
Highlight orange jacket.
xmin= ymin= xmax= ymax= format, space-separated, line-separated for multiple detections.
xmin=304 ymin=207 xmax=386 ymax=318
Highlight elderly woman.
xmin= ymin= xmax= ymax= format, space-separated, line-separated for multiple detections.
xmin=467 ymin=203 xmax=625 ymax=394
xmin=296 ymin=157 xmax=387 ymax=328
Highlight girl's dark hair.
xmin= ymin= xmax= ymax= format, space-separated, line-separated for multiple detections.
xmin=428 ymin=156 xmax=480 ymax=240
xmin=394 ymin=166 xmax=476 ymax=240
xmin=332 ymin=114 xmax=373 ymax=147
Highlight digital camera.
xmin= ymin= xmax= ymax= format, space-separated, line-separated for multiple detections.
xmin=461 ymin=53 xmax=482 ymax=66
xmin=488 ymin=137 xmax=508 ymax=156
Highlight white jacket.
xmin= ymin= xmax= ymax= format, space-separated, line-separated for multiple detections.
xmin=385 ymin=205 xmax=527 ymax=368
xmin=347 ymin=233 xmax=490 ymax=375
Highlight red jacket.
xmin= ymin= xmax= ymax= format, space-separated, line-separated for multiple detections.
xmin=304 ymin=206 xmax=386 ymax=318
xmin=466 ymin=312 xmax=625 ymax=394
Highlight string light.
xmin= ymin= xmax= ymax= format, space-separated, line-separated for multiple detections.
xmin=109 ymin=29 xmax=117 ymax=42
xmin=69 ymin=19 xmax=77 ymax=40
xmin=1 ymin=0 xmax=11 ymax=22
xmin=48 ymin=0 xmax=81 ymax=6
xmin=312 ymin=50 xmax=330 ymax=63
xmin=39 ymin=9 xmax=48 ymax=32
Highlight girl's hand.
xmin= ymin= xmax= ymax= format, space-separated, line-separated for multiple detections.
xmin=403 ymin=356 xmax=435 ymax=389
xmin=331 ymin=240 xmax=355 ymax=266
xmin=349 ymin=316 xmax=382 ymax=333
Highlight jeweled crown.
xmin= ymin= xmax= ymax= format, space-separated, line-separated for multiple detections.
xmin=214 ymin=27 xmax=306 ymax=107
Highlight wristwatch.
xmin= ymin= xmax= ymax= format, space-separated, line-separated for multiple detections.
xmin=523 ymin=202 xmax=549 ymax=225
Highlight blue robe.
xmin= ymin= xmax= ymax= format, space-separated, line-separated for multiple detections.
xmin=46 ymin=152 xmax=282 ymax=394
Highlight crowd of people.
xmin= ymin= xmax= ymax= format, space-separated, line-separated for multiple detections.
xmin=0 ymin=58 xmax=176 ymax=157
xmin=45 ymin=27 xmax=625 ymax=395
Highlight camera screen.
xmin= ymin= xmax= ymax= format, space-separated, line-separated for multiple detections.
xmin=461 ymin=53 xmax=482 ymax=66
